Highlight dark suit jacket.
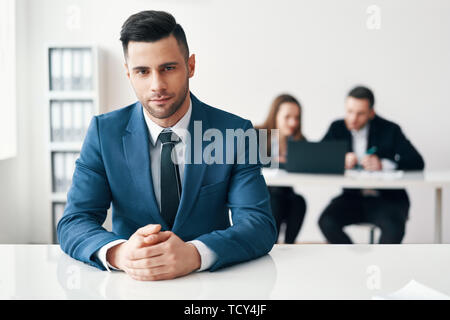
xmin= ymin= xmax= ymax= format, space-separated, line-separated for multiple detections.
xmin=322 ymin=115 xmax=425 ymax=201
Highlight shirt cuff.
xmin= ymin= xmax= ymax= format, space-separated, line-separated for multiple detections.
xmin=188 ymin=240 xmax=217 ymax=272
xmin=381 ymin=158 xmax=398 ymax=171
xmin=96 ymin=239 xmax=127 ymax=272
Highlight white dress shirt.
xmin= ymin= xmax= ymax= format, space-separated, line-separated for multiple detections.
xmin=350 ymin=123 xmax=397 ymax=170
xmin=351 ymin=125 xmax=369 ymax=164
xmin=351 ymin=123 xmax=397 ymax=197
xmin=96 ymin=99 xmax=217 ymax=272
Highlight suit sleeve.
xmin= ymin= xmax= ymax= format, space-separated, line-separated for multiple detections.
xmin=57 ymin=116 xmax=123 ymax=270
xmin=195 ymin=120 xmax=278 ymax=271
xmin=391 ymin=125 xmax=425 ymax=171
xmin=321 ymin=122 xmax=336 ymax=142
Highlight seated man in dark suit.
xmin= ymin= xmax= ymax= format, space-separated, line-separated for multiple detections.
xmin=319 ymin=86 xmax=424 ymax=244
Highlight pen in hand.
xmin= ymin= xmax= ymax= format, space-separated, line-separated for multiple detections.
xmin=366 ymin=146 xmax=377 ymax=155
xmin=355 ymin=146 xmax=378 ymax=170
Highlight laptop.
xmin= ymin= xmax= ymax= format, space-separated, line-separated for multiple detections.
xmin=285 ymin=141 xmax=348 ymax=174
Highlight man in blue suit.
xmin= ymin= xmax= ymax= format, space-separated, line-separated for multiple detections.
xmin=57 ymin=10 xmax=277 ymax=281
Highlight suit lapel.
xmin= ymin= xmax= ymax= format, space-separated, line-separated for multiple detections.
xmin=172 ymin=93 xmax=208 ymax=232
xmin=367 ymin=116 xmax=378 ymax=152
xmin=340 ymin=122 xmax=353 ymax=152
xmin=122 ymin=102 xmax=169 ymax=229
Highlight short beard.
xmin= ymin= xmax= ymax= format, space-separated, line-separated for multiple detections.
xmin=145 ymin=81 xmax=189 ymax=120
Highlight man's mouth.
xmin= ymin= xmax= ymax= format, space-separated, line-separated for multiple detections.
xmin=151 ymin=96 xmax=172 ymax=103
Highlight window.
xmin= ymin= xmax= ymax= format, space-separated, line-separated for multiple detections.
xmin=0 ymin=0 xmax=17 ymax=160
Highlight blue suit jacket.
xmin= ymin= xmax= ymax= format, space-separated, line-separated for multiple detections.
xmin=57 ymin=92 xmax=277 ymax=271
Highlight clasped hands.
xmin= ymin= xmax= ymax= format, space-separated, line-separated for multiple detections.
xmin=106 ymin=224 xmax=201 ymax=281
xmin=345 ymin=152 xmax=382 ymax=171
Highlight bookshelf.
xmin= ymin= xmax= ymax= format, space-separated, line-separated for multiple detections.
xmin=46 ymin=45 xmax=100 ymax=243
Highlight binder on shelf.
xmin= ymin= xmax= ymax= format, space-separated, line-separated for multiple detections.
xmin=62 ymin=101 xmax=73 ymax=142
xmin=73 ymin=101 xmax=84 ymax=141
xmin=83 ymin=101 xmax=93 ymax=134
xmin=72 ymin=49 xmax=83 ymax=90
xmin=82 ymin=49 xmax=93 ymax=90
xmin=50 ymin=48 xmax=62 ymax=91
xmin=50 ymin=101 xmax=62 ymax=142
xmin=64 ymin=152 xmax=78 ymax=192
xmin=62 ymin=49 xmax=72 ymax=91
xmin=52 ymin=202 xmax=66 ymax=243
xmin=53 ymin=152 xmax=65 ymax=193
xmin=64 ymin=152 xmax=72 ymax=192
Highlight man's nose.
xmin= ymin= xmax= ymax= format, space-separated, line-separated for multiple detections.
xmin=149 ymin=72 xmax=167 ymax=92
xmin=348 ymin=114 xmax=357 ymax=124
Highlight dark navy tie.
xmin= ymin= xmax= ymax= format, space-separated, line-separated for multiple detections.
xmin=158 ymin=129 xmax=182 ymax=229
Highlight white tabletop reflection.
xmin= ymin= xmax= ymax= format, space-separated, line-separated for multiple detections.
xmin=1 ymin=244 xmax=449 ymax=299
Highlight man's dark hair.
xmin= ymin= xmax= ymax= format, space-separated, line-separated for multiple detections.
xmin=120 ymin=10 xmax=189 ymax=61
xmin=347 ymin=86 xmax=375 ymax=109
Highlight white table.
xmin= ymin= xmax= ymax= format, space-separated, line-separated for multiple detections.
xmin=1 ymin=244 xmax=449 ymax=300
xmin=263 ymin=169 xmax=450 ymax=243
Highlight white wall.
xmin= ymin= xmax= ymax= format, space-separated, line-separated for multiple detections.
xmin=6 ymin=0 xmax=450 ymax=243
xmin=0 ymin=0 xmax=31 ymax=243
xmin=0 ymin=0 xmax=17 ymax=160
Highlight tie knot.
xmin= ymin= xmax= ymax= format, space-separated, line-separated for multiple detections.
xmin=158 ymin=130 xmax=181 ymax=144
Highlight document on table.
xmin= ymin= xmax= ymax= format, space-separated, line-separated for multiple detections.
xmin=346 ymin=169 xmax=404 ymax=180
xmin=373 ymin=280 xmax=450 ymax=300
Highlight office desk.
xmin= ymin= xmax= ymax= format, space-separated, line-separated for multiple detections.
xmin=263 ymin=169 xmax=450 ymax=243
xmin=1 ymin=244 xmax=449 ymax=300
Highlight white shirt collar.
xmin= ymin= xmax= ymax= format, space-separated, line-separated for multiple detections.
xmin=142 ymin=98 xmax=192 ymax=146
xmin=351 ymin=123 xmax=370 ymax=137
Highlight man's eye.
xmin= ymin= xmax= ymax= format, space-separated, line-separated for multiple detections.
xmin=165 ymin=66 xmax=175 ymax=71
xmin=137 ymin=70 xmax=148 ymax=75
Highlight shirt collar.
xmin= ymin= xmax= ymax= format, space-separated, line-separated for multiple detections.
xmin=351 ymin=123 xmax=370 ymax=137
xmin=143 ymin=98 xmax=192 ymax=146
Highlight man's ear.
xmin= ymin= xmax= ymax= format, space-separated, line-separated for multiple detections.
xmin=369 ymin=108 xmax=376 ymax=119
xmin=124 ymin=63 xmax=130 ymax=79
xmin=187 ymin=54 xmax=195 ymax=78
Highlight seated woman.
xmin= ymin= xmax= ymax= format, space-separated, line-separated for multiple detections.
xmin=256 ymin=94 xmax=307 ymax=244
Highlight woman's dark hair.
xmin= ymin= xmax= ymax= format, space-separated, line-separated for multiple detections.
xmin=256 ymin=94 xmax=304 ymax=155
xmin=120 ymin=10 xmax=189 ymax=60
xmin=348 ymin=86 xmax=375 ymax=109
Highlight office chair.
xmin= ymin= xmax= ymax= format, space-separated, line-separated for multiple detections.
xmin=355 ymin=223 xmax=378 ymax=244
